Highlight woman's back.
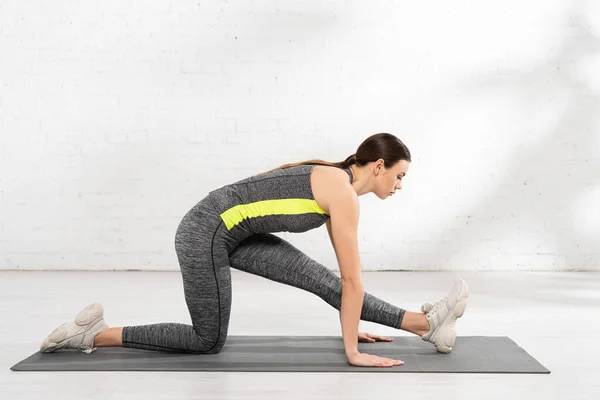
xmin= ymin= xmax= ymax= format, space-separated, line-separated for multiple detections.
xmin=203 ymin=164 xmax=354 ymax=242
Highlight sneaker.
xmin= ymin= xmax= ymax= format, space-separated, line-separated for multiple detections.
xmin=40 ymin=303 xmax=109 ymax=354
xmin=420 ymin=279 xmax=469 ymax=353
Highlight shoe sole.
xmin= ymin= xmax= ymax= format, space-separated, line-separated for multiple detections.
xmin=432 ymin=279 xmax=469 ymax=353
xmin=40 ymin=303 xmax=104 ymax=353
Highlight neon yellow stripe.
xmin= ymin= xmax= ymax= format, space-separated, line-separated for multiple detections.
xmin=219 ymin=198 xmax=328 ymax=230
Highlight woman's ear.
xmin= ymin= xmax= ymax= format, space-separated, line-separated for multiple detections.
xmin=374 ymin=159 xmax=384 ymax=175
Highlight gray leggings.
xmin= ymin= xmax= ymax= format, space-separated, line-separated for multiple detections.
xmin=122 ymin=202 xmax=406 ymax=354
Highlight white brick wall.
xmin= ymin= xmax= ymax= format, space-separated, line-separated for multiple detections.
xmin=1 ymin=0 xmax=599 ymax=271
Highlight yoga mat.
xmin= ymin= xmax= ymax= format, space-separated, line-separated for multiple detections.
xmin=10 ymin=336 xmax=550 ymax=373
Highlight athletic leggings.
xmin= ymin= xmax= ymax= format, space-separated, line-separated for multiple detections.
xmin=122 ymin=198 xmax=406 ymax=354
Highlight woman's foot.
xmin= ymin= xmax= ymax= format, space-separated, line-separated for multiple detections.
xmin=40 ymin=303 xmax=109 ymax=354
xmin=420 ymin=279 xmax=469 ymax=353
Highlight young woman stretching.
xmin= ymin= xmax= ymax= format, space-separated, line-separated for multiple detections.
xmin=40 ymin=133 xmax=469 ymax=368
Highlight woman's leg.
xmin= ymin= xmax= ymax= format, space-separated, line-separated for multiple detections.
xmin=101 ymin=217 xmax=233 ymax=353
xmin=94 ymin=227 xmax=427 ymax=351
xmin=228 ymin=233 xmax=429 ymax=335
xmin=94 ymin=328 xmax=123 ymax=347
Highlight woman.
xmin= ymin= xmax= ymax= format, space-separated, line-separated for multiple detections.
xmin=40 ymin=133 xmax=469 ymax=368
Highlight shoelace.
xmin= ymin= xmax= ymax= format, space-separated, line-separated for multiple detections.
xmin=426 ymin=296 xmax=448 ymax=315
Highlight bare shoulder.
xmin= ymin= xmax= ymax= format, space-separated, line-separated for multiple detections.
xmin=310 ymin=165 xmax=357 ymax=216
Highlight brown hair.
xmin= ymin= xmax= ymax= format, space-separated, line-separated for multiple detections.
xmin=256 ymin=132 xmax=411 ymax=175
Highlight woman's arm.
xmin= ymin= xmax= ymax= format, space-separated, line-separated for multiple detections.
xmin=326 ymin=219 xmax=335 ymax=250
xmin=328 ymin=184 xmax=362 ymax=358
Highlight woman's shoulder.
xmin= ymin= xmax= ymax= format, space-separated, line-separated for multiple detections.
xmin=311 ymin=165 xmax=355 ymax=216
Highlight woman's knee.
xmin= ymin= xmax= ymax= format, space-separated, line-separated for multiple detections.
xmin=197 ymin=337 xmax=226 ymax=354
xmin=191 ymin=325 xmax=226 ymax=354
xmin=204 ymin=341 xmax=225 ymax=354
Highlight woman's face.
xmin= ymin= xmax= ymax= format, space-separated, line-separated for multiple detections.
xmin=375 ymin=159 xmax=410 ymax=199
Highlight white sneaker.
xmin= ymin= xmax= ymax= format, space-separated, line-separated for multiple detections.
xmin=40 ymin=303 xmax=109 ymax=354
xmin=420 ymin=279 xmax=469 ymax=353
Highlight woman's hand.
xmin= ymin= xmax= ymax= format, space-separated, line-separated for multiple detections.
xmin=347 ymin=351 xmax=404 ymax=367
xmin=358 ymin=332 xmax=393 ymax=343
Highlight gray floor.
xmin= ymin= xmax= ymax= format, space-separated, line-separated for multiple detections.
xmin=1 ymin=270 xmax=598 ymax=399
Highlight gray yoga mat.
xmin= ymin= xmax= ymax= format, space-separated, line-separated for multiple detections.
xmin=10 ymin=335 xmax=550 ymax=373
